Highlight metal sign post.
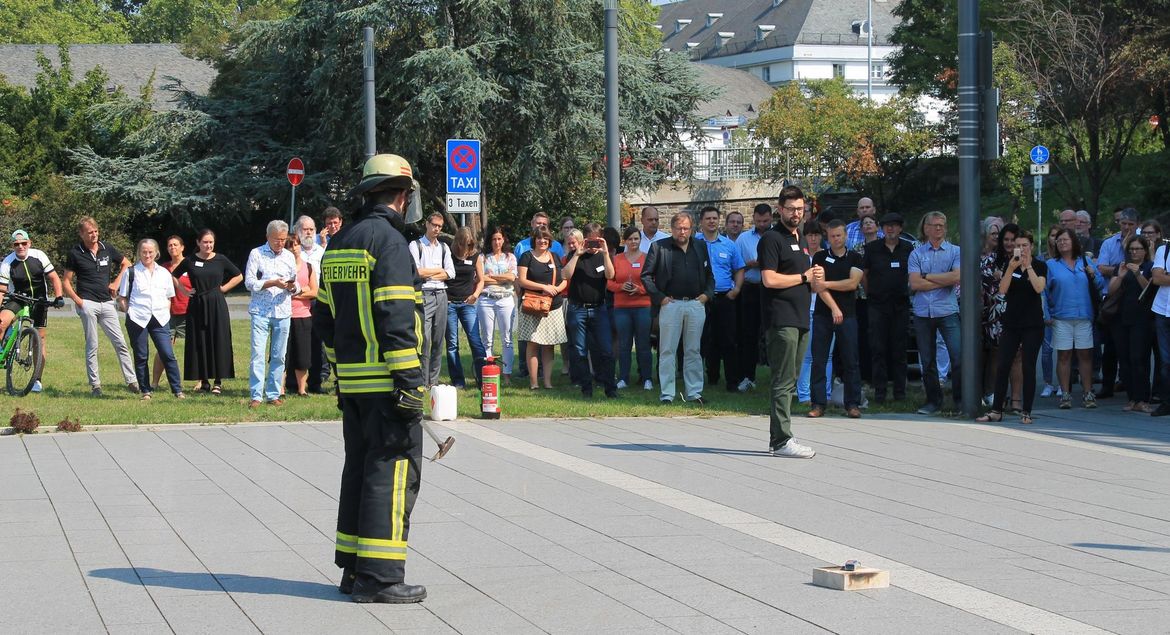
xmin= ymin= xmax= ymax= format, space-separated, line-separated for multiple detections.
xmin=1029 ymin=145 xmax=1050 ymax=236
xmin=287 ymin=157 xmax=304 ymax=225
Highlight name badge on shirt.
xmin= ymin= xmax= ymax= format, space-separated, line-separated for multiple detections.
xmin=595 ymin=265 xmax=605 ymax=273
xmin=826 ymin=257 xmax=836 ymax=264
xmin=195 ymin=261 xmax=205 ymax=267
xmin=890 ymin=262 xmax=900 ymax=268
xmin=719 ymin=252 xmax=729 ymax=259
xmin=790 ymin=244 xmax=800 ymax=251
xmin=463 ymin=260 xmax=472 ymax=265
xmin=548 ymin=263 xmax=555 ymax=270
xmin=98 ymin=257 xmax=109 ymax=267
xmin=1012 ymin=272 xmax=1022 ymax=279
xmin=631 ymin=262 xmax=641 ymax=268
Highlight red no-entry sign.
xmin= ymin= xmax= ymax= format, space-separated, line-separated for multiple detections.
xmin=287 ymin=157 xmax=305 ymax=187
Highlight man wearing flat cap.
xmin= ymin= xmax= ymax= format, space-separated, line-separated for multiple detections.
xmin=862 ymin=213 xmax=915 ymax=403
xmin=313 ymin=154 xmax=428 ymax=604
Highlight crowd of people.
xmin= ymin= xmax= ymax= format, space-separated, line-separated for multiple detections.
xmin=2 ymin=197 xmax=1169 ymax=428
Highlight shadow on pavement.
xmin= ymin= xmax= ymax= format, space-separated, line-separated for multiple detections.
xmin=592 ymin=443 xmax=771 ymax=457
xmin=1070 ymin=543 xmax=1170 ymax=553
xmin=88 ymin=567 xmax=344 ymax=601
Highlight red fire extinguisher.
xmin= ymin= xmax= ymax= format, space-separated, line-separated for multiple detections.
xmin=481 ymin=356 xmax=501 ymax=419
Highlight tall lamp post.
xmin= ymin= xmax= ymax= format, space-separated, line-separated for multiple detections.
xmin=604 ymin=0 xmax=621 ymax=230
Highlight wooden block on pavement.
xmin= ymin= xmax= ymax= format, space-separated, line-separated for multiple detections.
xmin=813 ymin=566 xmax=890 ymax=591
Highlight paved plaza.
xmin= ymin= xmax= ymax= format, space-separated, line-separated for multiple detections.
xmin=2 ymin=404 xmax=1169 ymax=634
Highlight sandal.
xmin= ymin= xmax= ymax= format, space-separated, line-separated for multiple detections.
xmin=975 ymin=410 xmax=1003 ymax=423
xmin=1010 ymin=400 xmax=1023 ymax=415
xmin=1059 ymin=394 xmax=1072 ymax=409
xmin=1123 ymin=401 xmax=1135 ymax=412
xmin=211 ymin=385 xmax=222 ymax=395
xmin=1020 ymin=412 xmax=1033 ymax=424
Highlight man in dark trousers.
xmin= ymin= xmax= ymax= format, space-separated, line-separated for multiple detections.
xmin=759 ymin=185 xmax=824 ymax=458
xmin=807 ymin=219 xmax=864 ymax=418
xmin=863 ymin=212 xmax=914 ymax=403
xmin=313 ymin=154 xmax=428 ymax=604
xmin=642 ymin=212 xmax=715 ymax=404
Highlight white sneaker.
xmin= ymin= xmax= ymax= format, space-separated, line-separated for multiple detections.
xmin=737 ymin=378 xmax=754 ymax=393
xmin=860 ymin=396 xmax=869 ymax=410
xmin=643 ymin=380 xmax=653 ymax=391
xmin=771 ymin=439 xmax=816 ymax=458
xmin=31 ymin=380 xmax=42 ymax=393
xmin=615 ymin=380 xmax=628 ymax=389
xmin=982 ymin=393 xmax=994 ymax=407
xmin=1040 ymin=384 xmax=1055 ymax=398
xmin=1056 ymin=388 xmax=1065 ymax=398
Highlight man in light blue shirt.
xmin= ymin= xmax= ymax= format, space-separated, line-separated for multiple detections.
xmin=514 ymin=212 xmax=565 ymax=261
xmin=907 ymin=211 xmax=961 ymax=415
xmin=1096 ymin=207 xmax=1137 ymax=278
xmin=244 ymin=220 xmax=300 ymax=407
xmin=735 ymin=204 xmax=773 ymax=389
xmin=696 ymin=206 xmax=745 ymax=392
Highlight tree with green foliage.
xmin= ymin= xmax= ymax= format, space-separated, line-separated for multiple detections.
xmin=0 ymin=0 xmax=130 ymax=44
xmin=69 ymin=0 xmax=708 ymax=237
xmin=130 ymin=0 xmax=298 ymax=61
xmin=750 ymin=78 xmax=931 ymax=202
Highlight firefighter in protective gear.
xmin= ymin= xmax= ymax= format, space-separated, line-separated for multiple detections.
xmin=312 ymin=153 xmax=428 ymax=604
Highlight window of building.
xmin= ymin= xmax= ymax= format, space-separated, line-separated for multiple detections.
xmin=761 ymin=66 xmax=771 ymax=82
xmin=832 ymin=63 xmax=845 ymax=79
xmin=871 ymin=64 xmax=885 ymax=79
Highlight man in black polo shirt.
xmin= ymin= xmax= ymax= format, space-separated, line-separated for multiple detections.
xmin=808 ymin=220 xmax=864 ymax=418
xmin=63 ymin=216 xmax=138 ymax=397
xmin=759 ymin=185 xmax=824 ymax=458
xmin=563 ymin=222 xmax=618 ymax=399
xmin=863 ymin=212 xmax=914 ymax=403
xmin=642 ymin=212 xmax=715 ymax=404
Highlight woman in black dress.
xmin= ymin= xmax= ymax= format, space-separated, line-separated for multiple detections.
xmin=171 ymin=229 xmax=243 ymax=393
xmin=977 ymin=230 xmax=1047 ymax=424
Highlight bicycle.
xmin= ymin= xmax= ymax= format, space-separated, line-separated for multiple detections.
xmin=0 ymin=291 xmax=53 ymax=396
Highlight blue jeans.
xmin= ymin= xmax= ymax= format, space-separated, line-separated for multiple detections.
xmin=1155 ymin=315 xmax=1170 ymax=402
xmin=613 ymin=306 xmax=651 ymax=384
xmin=914 ymin=312 xmax=962 ymax=407
xmin=126 ymin=317 xmax=181 ymax=395
xmin=811 ymin=314 xmax=861 ymax=408
xmin=797 ymin=314 xmax=832 ymax=402
xmin=249 ymin=315 xmax=290 ymax=402
xmin=446 ymin=300 xmax=487 ymax=387
xmin=566 ymin=302 xmax=616 ymax=393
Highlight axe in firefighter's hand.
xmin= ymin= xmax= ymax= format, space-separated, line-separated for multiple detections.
xmin=421 ymin=420 xmax=455 ymax=461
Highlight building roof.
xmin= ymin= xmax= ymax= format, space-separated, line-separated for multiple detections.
xmin=0 ymin=44 xmax=215 ymax=110
xmin=689 ymin=62 xmax=773 ymax=122
xmin=657 ymin=0 xmax=898 ymax=61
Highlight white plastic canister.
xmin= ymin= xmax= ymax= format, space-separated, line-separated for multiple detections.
xmin=429 ymin=384 xmax=458 ymax=421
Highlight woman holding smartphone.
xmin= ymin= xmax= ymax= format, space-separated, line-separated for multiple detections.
xmin=978 ymin=231 xmax=1046 ymax=424
xmin=1109 ymin=234 xmax=1154 ymax=413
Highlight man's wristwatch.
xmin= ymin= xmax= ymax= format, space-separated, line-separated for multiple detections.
xmin=800 ymin=272 xmax=808 ymax=285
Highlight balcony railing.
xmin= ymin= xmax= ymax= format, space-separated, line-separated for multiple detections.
xmin=656 ymin=148 xmax=827 ymax=182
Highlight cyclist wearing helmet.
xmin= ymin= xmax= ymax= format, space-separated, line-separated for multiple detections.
xmin=0 ymin=229 xmax=65 ymax=392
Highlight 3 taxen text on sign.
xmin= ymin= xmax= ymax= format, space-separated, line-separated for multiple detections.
xmin=447 ymin=194 xmax=481 ymax=213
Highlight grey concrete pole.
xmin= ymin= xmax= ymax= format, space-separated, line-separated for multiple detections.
xmin=604 ymin=0 xmax=621 ymax=230
xmin=866 ymin=0 xmax=872 ymax=100
xmin=363 ymin=27 xmax=376 ymax=159
xmin=958 ymin=0 xmax=981 ymax=418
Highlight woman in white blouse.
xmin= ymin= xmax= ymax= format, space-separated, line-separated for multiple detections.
xmin=118 ymin=238 xmax=184 ymax=400
xmin=477 ymin=226 xmax=518 ymax=381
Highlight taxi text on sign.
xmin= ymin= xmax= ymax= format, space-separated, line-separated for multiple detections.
xmin=446 ymin=139 xmax=481 ymax=194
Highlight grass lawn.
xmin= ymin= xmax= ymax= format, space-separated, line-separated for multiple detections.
xmin=1 ymin=318 xmax=925 ymax=428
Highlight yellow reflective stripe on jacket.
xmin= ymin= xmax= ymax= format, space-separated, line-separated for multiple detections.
xmin=372 ymin=285 xmax=416 ymax=303
xmin=382 ymin=348 xmax=420 ymax=371
xmin=336 ymin=362 xmax=391 ymax=378
xmin=391 ymin=459 xmax=408 ymax=542
xmin=336 ymin=531 xmax=358 ymax=554
xmin=337 ymin=378 xmax=395 ymax=393
xmin=356 ymin=537 xmax=407 ymax=560
xmin=323 ymin=346 xmax=336 ymax=364
xmin=317 ymin=282 xmax=331 ymax=306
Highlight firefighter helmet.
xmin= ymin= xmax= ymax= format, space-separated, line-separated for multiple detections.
xmin=348 ymin=154 xmax=417 ymax=198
